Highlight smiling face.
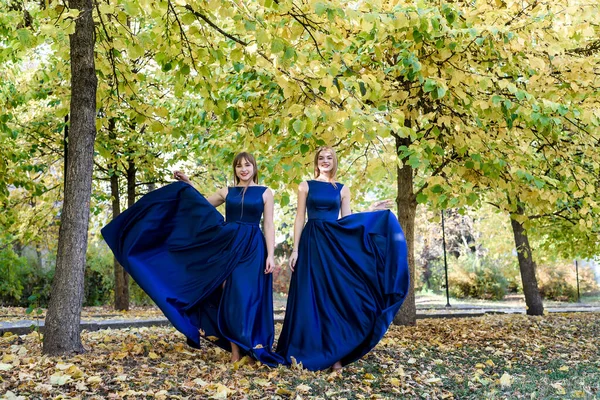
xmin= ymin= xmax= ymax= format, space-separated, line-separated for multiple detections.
xmin=313 ymin=146 xmax=338 ymax=180
xmin=232 ymin=152 xmax=258 ymax=185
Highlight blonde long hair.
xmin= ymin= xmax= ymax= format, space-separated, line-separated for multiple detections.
xmin=313 ymin=146 xmax=338 ymax=186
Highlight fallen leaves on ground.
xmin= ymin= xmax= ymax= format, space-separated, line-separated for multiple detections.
xmin=0 ymin=313 xmax=598 ymax=399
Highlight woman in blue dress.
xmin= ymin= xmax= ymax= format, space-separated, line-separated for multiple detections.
xmin=101 ymin=152 xmax=283 ymax=366
xmin=276 ymin=146 xmax=410 ymax=372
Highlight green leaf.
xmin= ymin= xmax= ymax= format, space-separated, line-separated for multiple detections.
xmin=407 ymin=155 xmax=421 ymax=169
xmin=416 ymin=193 xmax=428 ymax=204
xmin=292 ymin=119 xmax=306 ymax=134
xmin=424 ymin=79 xmax=436 ymax=93
xmin=431 ymin=184 xmax=444 ymax=193
xmin=315 ymin=2 xmax=328 ymax=15
xmin=436 ymin=86 xmax=446 ymax=99
xmin=284 ymin=46 xmax=296 ymax=60
xmin=271 ymin=38 xmax=285 ymax=53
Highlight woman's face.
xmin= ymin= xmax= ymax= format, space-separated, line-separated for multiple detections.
xmin=235 ymin=158 xmax=255 ymax=184
xmin=317 ymin=150 xmax=335 ymax=174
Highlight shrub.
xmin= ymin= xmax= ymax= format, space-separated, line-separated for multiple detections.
xmin=537 ymin=262 xmax=598 ymax=302
xmin=0 ymin=247 xmax=28 ymax=304
xmin=447 ymin=254 xmax=509 ymax=300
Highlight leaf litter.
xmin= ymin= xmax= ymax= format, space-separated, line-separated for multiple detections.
xmin=0 ymin=313 xmax=598 ymax=399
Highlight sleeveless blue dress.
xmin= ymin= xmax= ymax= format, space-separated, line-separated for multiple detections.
xmin=276 ymin=180 xmax=410 ymax=371
xmin=101 ymin=181 xmax=283 ymax=366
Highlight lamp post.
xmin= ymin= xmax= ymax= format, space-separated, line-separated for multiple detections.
xmin=442 ymin=210 xmax=451 ymax=308
xmin=575 ymin=260 xmax=581 ymax=303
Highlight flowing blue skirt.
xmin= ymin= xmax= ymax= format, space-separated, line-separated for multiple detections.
xmin=276 ymin=210 xmax=410 ymax=371
xmin=101 ymin=182 xmax=283 ymax=366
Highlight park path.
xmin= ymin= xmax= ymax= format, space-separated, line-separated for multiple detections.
xmin=2 ymin=294 xmax=599 ymax=336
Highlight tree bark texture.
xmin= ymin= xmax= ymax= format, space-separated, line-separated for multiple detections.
xmin=510 ymin=206 xmax=544 ymax=316
xmin=43 ymin=0 xmax=97 ymax=355
xmin=109 ymin=121 xmax=129 ymax=311
xmin=393 ymin=135 xmax=417 ymax=326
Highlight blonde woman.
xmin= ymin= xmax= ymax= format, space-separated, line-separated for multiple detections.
xmin=277 ymin=146 xmax=410 ymax=371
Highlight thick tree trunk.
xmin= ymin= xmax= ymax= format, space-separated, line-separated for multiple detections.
xmin=393 ymin=135 xmax=417 ymax=326
xmin=510 ymin=206 xmax=544 ymax=316
xmin=43 ymin=0 xmax=97 ymax=355
xmin=109 ymin=121 xmax=129 ymax=311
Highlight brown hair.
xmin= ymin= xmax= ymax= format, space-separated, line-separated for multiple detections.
xmin=313 ymin=146 xmax=338 ymax=183
xmin=232 ymin=152 xmax=258 ymax=185
xmin=232 ymin=152 xmax=258 ymax=219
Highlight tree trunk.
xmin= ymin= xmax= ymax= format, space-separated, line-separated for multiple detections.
xmin=111 ymin=169 xmax=130 ymax=311
xmin=510 ymin=206 xmax=544 ymax=316
xmin=110 ymin=121 xmax=129 ymax=311
xmin=43 ymin=0 xmax=97 ymax=355
xmin=393 ymin=135 xmax=417 ymax=326
xmin=127 ymin=157 xmax=136 ymax=208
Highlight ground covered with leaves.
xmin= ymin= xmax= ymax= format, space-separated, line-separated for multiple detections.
xmin=1 ymin=313 xmax=598 ymax=399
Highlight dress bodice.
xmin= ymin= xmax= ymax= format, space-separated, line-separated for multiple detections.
xmin=306 ymin=180 xmax=344 ymax=221
xmin=225 ymin=186 xmax=267 ymax=225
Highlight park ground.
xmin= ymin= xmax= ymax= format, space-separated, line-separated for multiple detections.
xmin=1 ymin=294 xmax=599 ymax=399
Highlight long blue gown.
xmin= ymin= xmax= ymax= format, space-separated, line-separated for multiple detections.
xmin=276 ymin=180 xmax=410 ymax=371
xmin=101 ymin=181 xmax=283 ymax=366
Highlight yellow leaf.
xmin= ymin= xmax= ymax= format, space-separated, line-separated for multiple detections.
xmin=551 ymin=383 xmax=566 ymax=395
xmin=558 ymin=366 xmax=569 ymax=372
xmin=148 ymin=352 xmax=160 ymax=359
xmin=276 ymin=388 xmax=293 ymax=395
xmin=210 ymin=383 xmax=232 ymax=399
xmin=113 ymin=352 xmax=128 ymax=360
xmin=206 ymin=336 xmax=220 ymax=342
xmin=485 ymin=359 xmax=495 ymax=367
xmin=233 ymin=355 xmax=253 ymax=370
xmin=55 ymin=363 xmax=72 ymax=370
xmin=499 ymin=372 xmax=512 ymax=388
xmin=87 ymin=376 xmax=103 ymax=385
xmin=254 ymin=378 xmax=271 ymax=387
xmin=296 ymin=383 xmax=312 ymax=392
xmin=388 ymin=377 xmax=401 ymax=387
xmin=66 ymin=365 xmax=84 ymax=379
xmin=475 ymin=363 xmax=486 ymax=369
xmin=426 ymin=377 xmax=441 ymax=384
xmin=2 ymin=354 xmax=16 ymax=363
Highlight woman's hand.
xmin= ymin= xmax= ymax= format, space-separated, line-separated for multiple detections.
xmin=173 ymin=170 xmax=191 ymax=184
xmin=288 ymin=251 xmax=298 ymax=272
xmin=264 ymin=255 xmax=276 ymax=274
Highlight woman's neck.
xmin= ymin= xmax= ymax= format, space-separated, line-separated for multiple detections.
xmin=236 ymin=181 xmax=256 ymax=187
xmin=315 ymin=173 xmax=332 ymax=182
